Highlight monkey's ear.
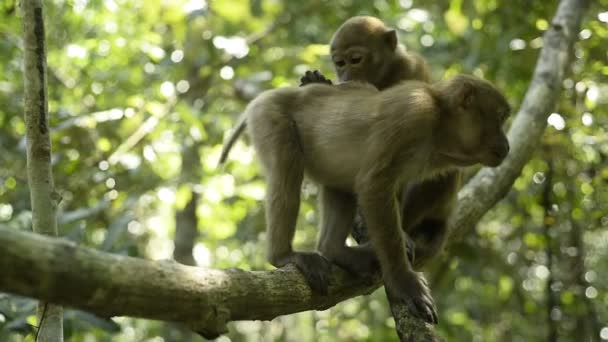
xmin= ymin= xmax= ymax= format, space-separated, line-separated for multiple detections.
xmin=384 ymin=30 xmax=398 ymax=50
xmin=457 ymin=82 xmax=474 ymax=109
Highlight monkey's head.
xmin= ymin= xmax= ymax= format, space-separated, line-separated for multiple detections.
xmin=434 ymin=75 xmax=511 ymax=168
xmin=330 ymin=16 xmax=399 ymax=87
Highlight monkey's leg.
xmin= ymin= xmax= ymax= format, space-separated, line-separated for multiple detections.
xmin=317 ymin=187 xmax=379 ymax=277
xmin=401 ymin=171 xmax=460 ymax=268
xmin=254 ymin=121 xmax=333 ymax=295
xmin=409 ymin=218 xmax=448 ymax=268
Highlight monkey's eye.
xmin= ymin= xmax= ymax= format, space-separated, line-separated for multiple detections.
xmin=335 ymin=59 xmax=346 ymax=67
xmin=350 ymin=55 xmax=363 ymax=65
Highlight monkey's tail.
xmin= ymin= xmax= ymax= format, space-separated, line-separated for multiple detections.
xmin=218 ymin=112 xmax=247 ymax=166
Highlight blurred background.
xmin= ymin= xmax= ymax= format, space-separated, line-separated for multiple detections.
xmin=0 ymin=0 xmax=607 ymax=341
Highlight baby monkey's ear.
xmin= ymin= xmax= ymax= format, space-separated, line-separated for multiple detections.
xmin=384 ymin=29 xmax=398 ymax=50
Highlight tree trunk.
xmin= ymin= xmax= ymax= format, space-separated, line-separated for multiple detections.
xmin=542 ymin=156 xmax=558 ymax=342
xmin=22 ymin=0 xmax=63 ymax=341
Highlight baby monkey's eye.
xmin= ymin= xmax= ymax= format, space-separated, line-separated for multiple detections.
xmin=335 ymin=60 xmax=346 ymax=67
xmin=350 ymin=55 xmax=363 ymax=64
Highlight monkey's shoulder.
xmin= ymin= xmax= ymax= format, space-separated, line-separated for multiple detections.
xmin=378 ymin=82 xmax=438 ymax=114
xmin=299 ymin=81 xmax=378 ymax=97
xmin=333 ymin=81 xmax=379 ymax=92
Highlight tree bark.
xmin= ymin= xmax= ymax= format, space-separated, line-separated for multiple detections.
xmin=2 ymin=0 xmax=588 ymax=340
xmin=21 ymin=0 xmax=63 ymax=340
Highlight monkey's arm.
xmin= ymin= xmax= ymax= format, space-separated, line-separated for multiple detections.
xmin=356 ymin=176 xmax=437 ymax=324
xmin=355 ymin=130 xmax=437 ymax=324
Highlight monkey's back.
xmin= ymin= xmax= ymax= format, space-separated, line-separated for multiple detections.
xmin=246 ymin=81 xmax=439 ymax=192
xmin=294 ymin=83 xmax=384 ymax=191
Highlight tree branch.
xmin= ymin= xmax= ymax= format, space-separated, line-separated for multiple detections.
xmin=22 ymin=0 xmax=64 ymax=340
xmin=0 ymin=227 xmax=380 ymax=338
xmin=448 ymin=0 xmax=589 ymax=242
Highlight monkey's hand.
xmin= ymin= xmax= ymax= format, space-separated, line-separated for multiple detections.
xmin=385 ymin=271 xmax=438 ymax=324
xmin=276 ymin=252 xmax=333 ymax=295
xmin=299 ymin=70 xmax=333 ymax=86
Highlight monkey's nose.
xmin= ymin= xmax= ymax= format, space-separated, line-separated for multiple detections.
xmin=494 ymin=139 xmax=510 ymax=160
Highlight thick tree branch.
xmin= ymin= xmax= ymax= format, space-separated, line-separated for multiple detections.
xmin=0 ymin=227 xmax=379 ymax=338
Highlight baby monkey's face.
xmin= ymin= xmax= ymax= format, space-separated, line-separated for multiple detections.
xmin=331 ymin=46 xmax=370 ymax=83
xmin=329 ymin=16 xmax=399 ymax=88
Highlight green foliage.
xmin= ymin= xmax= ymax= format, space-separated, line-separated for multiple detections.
xmin=1 ymin=0 xmax=607 ymax=341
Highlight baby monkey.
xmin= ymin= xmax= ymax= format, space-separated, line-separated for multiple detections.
xmin=238 ymin=75 xmax=510 ymax=323
xmin=301 ymin=15 xmax=430 ymax=87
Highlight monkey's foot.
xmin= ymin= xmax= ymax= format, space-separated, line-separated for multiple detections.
xmin=299 ymin=70 xmax=333 ymax=86
xmin=385 ymin=271 xmax=438 ymax=324
xmin=277 ymin=252 xmax=333 ymax=295
xmin=328 ymin=244 xmax=380 ymax=278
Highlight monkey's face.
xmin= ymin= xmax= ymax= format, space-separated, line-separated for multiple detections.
xmin=437 ymin=77 xmax=511 ymax=168
xmin=330 ymin=20 xmax=397 ymax=87
xmin=330 ymin=45 xmax=373 ymax=84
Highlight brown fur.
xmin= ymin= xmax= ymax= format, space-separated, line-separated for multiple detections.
xmin=241 ymin=75 xmax=510 ymax=323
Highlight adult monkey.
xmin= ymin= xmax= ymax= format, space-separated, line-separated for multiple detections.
xmin=237 ymin=75 xmax=510 ymax=323
xmin=300 ymin=16 xmax=460 ymax=268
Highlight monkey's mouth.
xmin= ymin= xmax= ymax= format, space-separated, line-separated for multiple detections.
xmin=437 ymin=152 xmax=478 ymax=167
xmin=439 ymin=150 xmax=507 ymax=168
xmin=481 ymin=146 xmax=509 ymax=167
xmin=482 ymin=153 xmax=507 ymax=167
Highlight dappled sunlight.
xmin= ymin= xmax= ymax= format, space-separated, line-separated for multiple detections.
xmin=213 ymin=36 xmax=249 ymax=59
xmin=548 ymin=112 xmax=566 ymax=130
